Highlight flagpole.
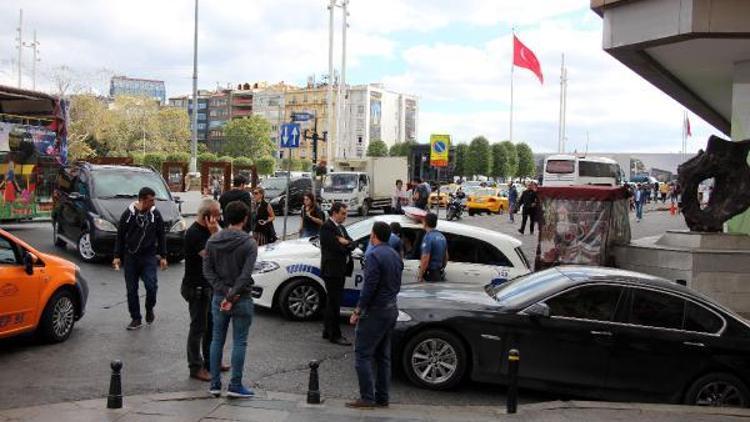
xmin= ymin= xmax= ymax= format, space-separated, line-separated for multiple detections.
xmin=558 ymin=53 xmax=565 ymax=153
xmin=509 ymin=27 xmax=515 ymax=142
xmin=681 ymin=111 xmax=686 ymax=162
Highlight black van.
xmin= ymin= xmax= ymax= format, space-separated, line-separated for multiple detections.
xmin=262 ymin=176 xmax=313 ymax=215
xmin=52 ymin=163 xmax=186 ymax=263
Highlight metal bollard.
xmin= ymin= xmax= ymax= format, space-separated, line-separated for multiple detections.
xmin=307 ymin=360 xmax=321 ymax=404
xmin=506 ymin=349 xmax=520 ymax=414
xmin=107 ymin=360 xmax=123 ymax=409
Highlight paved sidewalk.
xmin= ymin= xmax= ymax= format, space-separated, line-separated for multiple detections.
xmin=1 ymin=390 xmax=748 ymax=422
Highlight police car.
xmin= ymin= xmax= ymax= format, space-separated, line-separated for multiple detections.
xmin=251 ymin=214 xmax=531 ymax=321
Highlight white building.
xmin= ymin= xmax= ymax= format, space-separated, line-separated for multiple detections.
xmin=338 ymin=84 xmax=418 ymax=159
xmin=252 ymin=89 xmax=287 ymax=154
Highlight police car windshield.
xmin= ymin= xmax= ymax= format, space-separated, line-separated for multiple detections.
xmin=93 ymin=170 xmax=170 ymax=200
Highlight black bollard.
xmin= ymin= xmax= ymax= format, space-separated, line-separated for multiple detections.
xmin=307 ymin=360 xmax=321 ymax=404
xmin=506 ymin=349 xmax=520 ymax=414
xmin=107 ymin=360 xmax=123 ymax=409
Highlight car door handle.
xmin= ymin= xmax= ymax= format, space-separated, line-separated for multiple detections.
xmin=590 ymin=331 xmax=613 ymax=336
xmin=683 ymin=341 xmax=705 ymax=348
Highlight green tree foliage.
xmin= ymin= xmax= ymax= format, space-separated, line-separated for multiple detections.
xmin=466 ymin=136 xmax=491 ymax=177
xmin=221 ymin=115 xmax=275 ymax=158
xmin=129 ymin=152 xmax=145 ymax=166
xmin=296 ymin=159 xmax=313 ymax=172
xmin=366 ymin=139 xmax=388 ymax=157
xmin=491 ymin=143 xmax=509 ymax=181
xmin=166 ymin=152 xmax=190 ymax=163
xmin=499 ymin=141 xmax=518 ymax=179
xmin=143 ymin=153 xmax=166 ymax=171
xmin=218 ymin=155 xmax=233 ymax=163
xmin=453 ymin=143 xmax=468 ymax=178
xmin=389 ymin=140 xmax=416 ymax=157
xmin=255 ymin=156 xmax=276 ymax=175
xmin=515 ymin=142 xmax=536 ymax=178
xmin=197 ymin=152 xmax=218 ymax=164
xmin=232 ymin=157 xmax=253 ymax=167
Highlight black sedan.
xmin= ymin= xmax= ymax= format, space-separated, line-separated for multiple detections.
xmin=393 ymin=266 xmax=750 ymax=407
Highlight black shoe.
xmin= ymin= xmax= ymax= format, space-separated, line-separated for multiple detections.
xmin=346 ymin=399 xmax=375 ymax=409
xmin=517 ymin=229 xmax=523 ymax=235
xmin=375 ymin=402 xmax=389 ymax=408
xmin=126 ymin=319 xmax=142 ymax=330
xmin=146 ymin=309 xmax=155 ymax=325
xmin=322 ymin=332 xmax=330 ymax=340
xmin=330 ymin=336 xmax=352 ymax=346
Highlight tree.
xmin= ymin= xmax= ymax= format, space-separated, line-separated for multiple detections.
xmin=389 ymin=140 xmax=416 ymax=157
xmin=367 ymin=139 xmax=388 ymax=157
xmin=452 ymin=143 xmax=468 ymax=178
xmin=222 ymin=115 xmax=274 ymax=158
xmin=143 ymin=153 xmax=166 ymax=171
xmin=218 ymin=155 xmax=233 ymax=163
xmin=500 ymin=141 xmax=518 ymax=179
xmin=491 ymin=143 xmax=509 ymax=181
xmin=166 ymin=152 xmax=190 ymax=163
xmin=466 ymin=136 xmax=491 ymax=177
xmin=255 ymin=156 xmax=276 ymax=175
xmin=296 ymin=159 xmax=313 ymax=172
xmin=232 ymin=157 xmax=253 ymax=167
xmin=515 ymin=142 xmax=536 ymax=179
xmin=198 ymin=152 xmax=218 ymax=164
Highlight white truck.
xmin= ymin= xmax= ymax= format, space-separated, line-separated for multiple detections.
xmin=320 ymin=157 xmax=408 ymax=216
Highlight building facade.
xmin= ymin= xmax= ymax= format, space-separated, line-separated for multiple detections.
xmin=110 ymin=76 xmax=166 ymax=104
xmin=168 ymin=91 xmax=210 ymax=143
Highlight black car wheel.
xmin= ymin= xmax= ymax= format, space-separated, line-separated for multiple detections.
xmin=278 ymin=278 xmax=324 ymax=321
xmin=359 ymin=200 xmax=370 ymax=217
xmin=468 ymin=210 xmax=475 ymax=217
xmin=53 ymin=221 xmax=66 ymax=248
xmin=402 ymin=329 xmax=467 ymax=390
xmin=77 ymin=232 xmax=98 ymax=263
xmin=39 ymin=290 xmax=76 ymax=343
xmin=685 ymin=373 xmax=750 ymax=407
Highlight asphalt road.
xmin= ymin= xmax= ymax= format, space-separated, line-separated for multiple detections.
xmin=0 ymin=208 xmax=686 ymax=410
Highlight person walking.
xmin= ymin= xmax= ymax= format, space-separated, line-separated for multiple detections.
xmin=203 ymin=201 xmax=258 ymax=398
xmin=391 ymin=179 xmax=407 ymax=214
xmin=252 ymin=187 xmax=277 ymax=245
xmin=418 ymin=213 xmax=448 ymax=282
xmin=635 ymin=183 xmax=646 ymax=222
xmin=319 ymin=202 xmax=355 ymax=346
xmin=507 ymin=182 xmax=518 ymax=223
xmin=299 ymin=192 xmax=325 ymax=238
xmin=346 ymin=222 xmax=404 ymax=409
xmin=211 ymin=176 xmax=222 ymax=201
xmin=412 ymin=177 xmax=429 ymax=210
xmin=182 ymin=199 xmax=224 ymax=382
xmin=517 ymin=181 xmax=540 ymax=235
xmin=113 ymin=187 xmax=168 ymax=330
xmin=219 ymin=175 xmax=252 ymax=231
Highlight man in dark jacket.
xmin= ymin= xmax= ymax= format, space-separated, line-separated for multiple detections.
xmin=113 ymin=187 xmax=167 ymax=331
xmin=517 ymin=181 xmax=539 ymax=235
xmin=219 ymin=175 xmax=253 ymax=231
xmin=182 ymin=199 xmax=222 ymax=382
xmin=203 ymin=201 xmax=258 ymax=398
xmin=319 ymin=202 xmax=355 ymax=346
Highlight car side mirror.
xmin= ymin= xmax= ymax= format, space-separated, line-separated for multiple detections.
xmin=68 ymin=192 xmax=84 ymax=201
xmin=522 ymin=302 xmax=550 ymax=318
xmin=23 ymin=251 xmax=37 ymax=275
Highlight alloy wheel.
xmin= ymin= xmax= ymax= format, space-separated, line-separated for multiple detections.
xmin=695 ymin=381 xmax=746 ymax=407
xmin=411 ymin=338 xmax=458 ymax=385
xmin=52 ymin=296 xmax=75 ymax=339
xmin=78 ymin=233 xmax=96 ymax=260
xmin=287 ymin=284 xmax=321 ymax=319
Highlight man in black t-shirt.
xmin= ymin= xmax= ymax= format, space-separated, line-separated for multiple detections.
xmin=181 ymin=199 xmax=222 ymax=381
xmin=219 ymin=175 xmax=253 ymax=232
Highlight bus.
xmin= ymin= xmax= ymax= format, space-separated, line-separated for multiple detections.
xmin=542 ymin=155 xmax=623 ymax=187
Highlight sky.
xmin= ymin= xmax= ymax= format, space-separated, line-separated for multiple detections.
xmin=0 ymin=0 xmax=719 ymax=153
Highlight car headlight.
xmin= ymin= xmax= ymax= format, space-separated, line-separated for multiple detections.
xmin=170 ymin=219 xmax=187 ymax=232
xmin=397 ymin=310 xmax=412 ymax=322
xmin=254 ymin=260 xmax=280 ymax=274
xmin=93 ymin=216 xmax=117 ymax=232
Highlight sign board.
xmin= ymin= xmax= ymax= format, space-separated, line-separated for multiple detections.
xmin=430 ymin=134 xmax=450 ymax=167
xmin=291 ymin=112 xmax=315 ymax=122
xmin=280 ymin=123 xmax=301 ymax=148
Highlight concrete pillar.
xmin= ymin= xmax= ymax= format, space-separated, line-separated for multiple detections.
xmin=727 ymin=60 xmax=750 ymax=234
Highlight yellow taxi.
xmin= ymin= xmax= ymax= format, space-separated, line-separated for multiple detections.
xmin=0 ymin=228 xmax=88 ymax=343
xmin=467 ymin=188 xmax=509 ymax=216
xmin=429 ymin=184 xmax=457 ymax=207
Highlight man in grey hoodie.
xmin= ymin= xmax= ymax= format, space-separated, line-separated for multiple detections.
xmin=203 ymin=201 xmax=258 ymax=398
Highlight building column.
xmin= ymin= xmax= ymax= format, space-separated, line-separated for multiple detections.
xmin=727 ymin=60 xmax=750 ymax=234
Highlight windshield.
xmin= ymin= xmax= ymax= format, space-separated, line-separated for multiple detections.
xmin=324 ymin=174 xmax=358 ymax=192
xmin=486 ymin=268 xmax=571 ymax=308
xmin=439 ymin=186 xmax=454 ymax=193
xmin=262 ymin=177 xmax=287 ymax=192
xmin=474 ymin=188 xmax=496 ymax=197
xmin=92 ymin=170 xmax=170 ymax=200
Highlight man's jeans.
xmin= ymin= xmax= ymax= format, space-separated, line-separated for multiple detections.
xmin=354 ymin=305 xmax=398 ymax=404
xmin=181 ymin=284 xmax=213 ymax=372
xmin=124 ymin=254 xmax=158 ymax=321
xmin=210 ymin=295 xmax=253 ymax=388
xmin=636 ymin=202 xmax=644 ymax=220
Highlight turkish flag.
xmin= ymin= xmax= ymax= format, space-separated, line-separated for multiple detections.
xmin=513 ymin=35 xmax=544 ymax=84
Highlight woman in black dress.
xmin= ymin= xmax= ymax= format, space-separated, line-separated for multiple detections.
xmin=252 ymin=187 xmax=277 ymax=245
xmin=298 ymin=192 xmax=324 ymax=237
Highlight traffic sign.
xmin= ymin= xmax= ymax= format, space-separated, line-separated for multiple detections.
xmin=280 ymin=123 xmax=301 ymax=148
xmin=430 ymin=134 xmax=451 ymax=167
xmin=291 ymin=112 xmax=315 ymax=122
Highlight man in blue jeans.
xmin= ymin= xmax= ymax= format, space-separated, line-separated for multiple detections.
xmin=203 ymin=201 xmax=258 ymax=398
xmin=347 ymin=221 xmax=404 ymax=409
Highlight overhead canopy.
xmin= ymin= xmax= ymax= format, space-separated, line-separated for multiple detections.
xmin=0 ymin=85 xmax=57 ymax=117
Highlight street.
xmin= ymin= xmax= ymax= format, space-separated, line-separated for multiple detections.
xmin=0 ymin=208 xmax=687 ymax=410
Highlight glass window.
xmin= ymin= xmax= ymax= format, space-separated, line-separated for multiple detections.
xmin=684 ymin=302 xmax=723 ymax=333
xmin=443 ymin=233 xmax=478 ymax=264
xmin=547 ymin=285 xmax=623 ymax=321
xmin=630 ymin=289 xmax=685 ymax=330
xmin=489 ymin=268 xmax=571 ymax=307
xmin=477 ymin=242 xmax=512 ymax=267
xmin=91 ymin=170 xmax=170 ymax=201
xmin=0 ymin=237 xmax=18 ymax=265
xmin=546 ymin=160 xmax=575 ymax=174
xmin=579 ymin=161 xmax=619 ymax=178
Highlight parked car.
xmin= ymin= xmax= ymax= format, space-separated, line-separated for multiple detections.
xmin=251 ymin=214 xmax=530 ymax=321
xmin=394 ymin=266 xmax=750 ymax=407
xmin=262 ymin=176 xmax=314 ymax=215
xmin=52 ymin=163 xmax=187 ymax=263
xmin=0 ymin=228 xmax=88 ymax=343
xmin=466 ymin=188 xmax=509 ymax=216
xmin=429 ymin=185 xmax=457 ymax=208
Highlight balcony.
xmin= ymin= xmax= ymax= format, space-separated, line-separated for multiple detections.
xmin=232 ymin=109 xmax=253 ymax=118
xmin=232 ymin=98 xmax=253 ymax=107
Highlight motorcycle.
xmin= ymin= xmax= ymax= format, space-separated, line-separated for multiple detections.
xmin=446 ymin=193 xmax=465 ymax=221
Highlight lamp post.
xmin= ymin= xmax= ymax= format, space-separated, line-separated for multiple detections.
xmin=189 ymin=0 xmax=199 ymax=175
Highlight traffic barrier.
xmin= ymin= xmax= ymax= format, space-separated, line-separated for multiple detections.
xmin=506 ymin=349 xmax=519 ymax=414
xmin=307 ymin=360 xmax=321 ymax=404
xmin=107 ymin=360 xmax=123 ymax=409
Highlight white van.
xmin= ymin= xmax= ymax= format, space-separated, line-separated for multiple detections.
xmin=542 ymin=155 xmax=622 ymax=187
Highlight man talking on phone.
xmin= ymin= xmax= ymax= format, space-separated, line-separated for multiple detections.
xmin=203 ymin=201 xmax=257 ymax=398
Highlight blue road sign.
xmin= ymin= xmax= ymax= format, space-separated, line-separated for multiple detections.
xmin=433 ymin=141 xmax=447 ymax=153
xmin=280 ymin=123 xmax=301 ymax=148
xmin=291 ymin=112 xmax=315 ymax=122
